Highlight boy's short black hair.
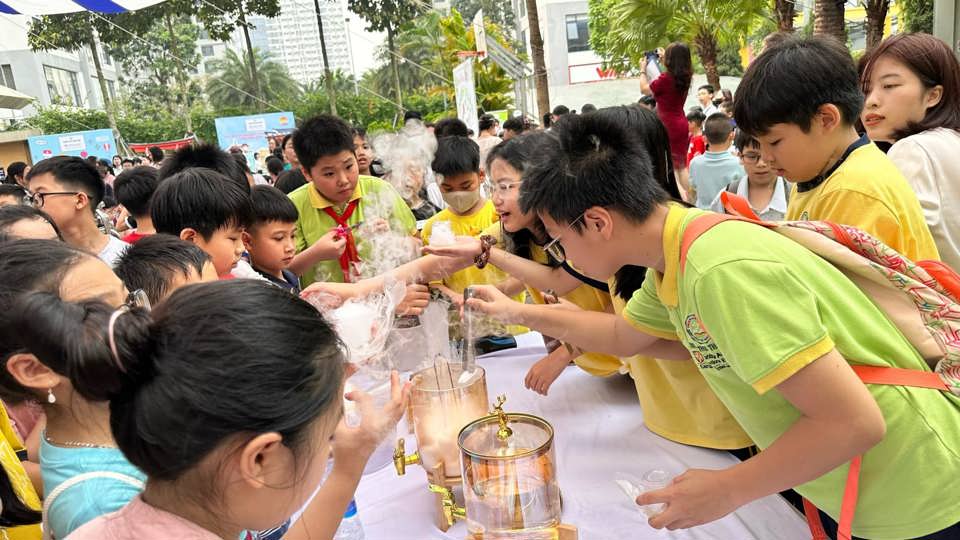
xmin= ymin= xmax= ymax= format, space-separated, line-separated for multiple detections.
xmin=121 ymin=158 xmax=135 ymax=166
xmin=503 ymin=116 xmax=525 ymax=133
xmin=686 ymin=109 xmax=706 ymax=124
xmin=231 ymin=152 xmax=251 ymax=174
xmin=265 ymin=156 xmax=284 ymax=176
xmin=734 ymin=36 xmax=863 ymax=135
xmin=250 ymin=185 xmax=298 ymax=230
xmin=0 ymin=205 xmax=63 ymax=240
xmin=147 ymin=146 xmax=164 ymax=163
xmin=552 ymin=105 xmax=570 ymax=116
xmin=698 ymin=84 xmax=715 ymax=95
xmin=638 ymin=95 xmax=656 ymax=107
xmin=353 ymin=125 xmax=367 ymax=139
xmin=114 ymin=234 xmax=212 ymax=305
xmin=151 ymin=167 xmax=253 ymax=239
xmin=113 ymin=166 xmax=160 ymax=218
xmin=520 ymin=113 xmax=668 ymax=230
xmin=433 ymin=117 xmax=469 ymax=138
xmin=0 ymin=184 xmax=27 ymax=202
xmin=734 ymin=129 xmax=759 ymax=153
xmin=581 ymin=103 xmax=597 ymax=113
xmin=275 ymin=169 xmax=307 ymax=195
xmin=432 ymin=136 xmax=480 ymax=178
xmin=703 ymin=113 xmax=735 ymax=145
xmin=403 ymin=110 xmax=423 ymax=122
xmin=26 ymin=156 xmax=104 ymax=212
xmin=293 ymin=114 xmax=355 ymax=170
xmin=158 ymin=143 xmax=249 ymax=192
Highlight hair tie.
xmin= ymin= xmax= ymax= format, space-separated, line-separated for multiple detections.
xmin=107 ymin=307 xmax=130 ymax=373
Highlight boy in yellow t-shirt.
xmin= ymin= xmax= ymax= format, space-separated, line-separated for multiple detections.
xmin=422 ymin=136 xmax=516 ymax=309
xmin=733 ymin=37 xmax=938 ymax=262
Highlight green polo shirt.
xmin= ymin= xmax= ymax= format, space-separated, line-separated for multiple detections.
xmin=288 ymin=175 xmax=416 ymax=286
xmin=625 ymin=205 xmax=960 ymax=539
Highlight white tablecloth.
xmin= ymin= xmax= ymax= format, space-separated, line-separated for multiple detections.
xmin=354 ymin=333 xmax=810 ymax=539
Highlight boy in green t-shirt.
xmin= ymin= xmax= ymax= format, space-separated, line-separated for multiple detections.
xmin=461 ymin=112 xmax=960 ymax=538
xmin=287 ymin=115 xmax=416 ymax=286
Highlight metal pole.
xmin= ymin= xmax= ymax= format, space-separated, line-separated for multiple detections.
xmin=313 ymin=0 xmax=338 ymax=115
xmin=345 ymin=17 xmax=359 ymax=96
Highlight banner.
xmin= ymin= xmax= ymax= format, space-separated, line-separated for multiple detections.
xmin=129 ymin=136 xmax=196 ymax=153
xmin=27 ymin=129 xmax=117 ymax=163
xmin=214 ymin=111 xmax=296 ymax=172
xmin=453 ymin=59 xmax=479 ymax=136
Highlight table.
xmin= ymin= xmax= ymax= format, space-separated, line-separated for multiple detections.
xmin=354 ymin=333 xmax=810 ymax=539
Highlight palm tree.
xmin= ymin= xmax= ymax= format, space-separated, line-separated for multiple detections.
xmin=601 ymin=0 xmax=767 ymax=92
xmin=525 ymin=0 xmax=550 ymax=121
xmin=862 ymin=0 xmax=889 ymax=49
xmin=205 ymin=48 xmax=301 ymax=110
xmin=814 ymin=0 xmax=847 ymax=43
xmin=774 ymin=0 xmax=796 ymax=32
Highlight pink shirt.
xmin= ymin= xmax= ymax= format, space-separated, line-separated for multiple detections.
xmin=66 ymin=495 xmax=220 ymax=540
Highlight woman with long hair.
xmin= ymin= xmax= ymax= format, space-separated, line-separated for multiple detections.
xmin=859 ymin=32 xmax=960 ymax=270
xmin=640 ymin=42 xmax=694 ymax=197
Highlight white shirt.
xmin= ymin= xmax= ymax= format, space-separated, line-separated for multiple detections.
xmin=710 ymin=175 xmax=789 ymax=221
xmin=98 ymin=235 xmax=130 ymax=267
xmin=888 ymin=127 xmax=960 ymax=271
xmin=702 ymin=103 xmax=719 ymax=117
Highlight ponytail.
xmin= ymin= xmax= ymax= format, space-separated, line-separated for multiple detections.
xmin=10 ymin=293 xmax=152 ymax=403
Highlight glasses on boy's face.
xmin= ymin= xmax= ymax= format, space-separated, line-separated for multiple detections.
xmin=29 ymin=191 xmax=79 ymax=208
xmin=543 ymin=213 xmax=585 ymax=263
xmin=740 ymin=152 xmax=762 ymax=164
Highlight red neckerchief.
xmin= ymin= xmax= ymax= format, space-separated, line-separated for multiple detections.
xmin=322 ymin=199 xmax=361 ymax=282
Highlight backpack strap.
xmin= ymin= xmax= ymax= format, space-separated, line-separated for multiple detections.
xmin=679 ymin=210 xmax=771 ymax=273
xmin=42 ymin=471 xmax=145 ymax=540
xmin=719 ymin=191 xmax=761 ymax=221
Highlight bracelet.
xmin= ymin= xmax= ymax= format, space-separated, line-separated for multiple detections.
xmin=474 ymin=234 xmax=497 ymax=269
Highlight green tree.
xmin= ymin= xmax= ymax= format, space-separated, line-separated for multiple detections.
xmin=588 ymin=0 xmax=766 ymax=91
xmin=899 ymin=0 xmax=933 ymax=33
xmin=206 ymin=48 xmax=301 ymax=110
xmin=347 ymin=0 xmax=428 ymax=111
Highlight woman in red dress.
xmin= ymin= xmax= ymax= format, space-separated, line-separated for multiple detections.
xmin=639 ymin=42 xmax=694 ymax=198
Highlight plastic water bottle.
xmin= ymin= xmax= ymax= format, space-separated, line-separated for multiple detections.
xmin=333 ymin=499 xmax=365 ymax=540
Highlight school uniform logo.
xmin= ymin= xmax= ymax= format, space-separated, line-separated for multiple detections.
xmin=682 ymin=313 xmax=730 ymax=371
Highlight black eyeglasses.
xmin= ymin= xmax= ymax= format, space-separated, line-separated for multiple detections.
xmin=741 ymin=152 xmax=763 ymax=164
xmin=30 ymin=191 xmax=79 ymax=208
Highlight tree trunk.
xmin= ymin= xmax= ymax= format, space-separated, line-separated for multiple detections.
xmin=387 ymin=24 xmax=403 ymax=113
xmin=864 ymin=0 xmax=889 ymax=49
xmin=164 ymin=13 xmax=193 ymax=132
xmin=313 ymin=0 xmax=338 ymax=115
xmin=774 ymin=0 xmax=796 ymax=32
xmin=238 ymin=12 xmax=263 ymax=111
xmin=694 ymin=31 xmax=720 ymax=94
xmin=814 ymin=0 xmax=847 ymax=44
xmin=85 ymin=22 xmax=118 ymax=136
xmin=525 ymin=0 xmax=550 ymax=121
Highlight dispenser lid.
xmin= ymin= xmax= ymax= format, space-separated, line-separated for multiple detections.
xmin=458 ymin=395 xmax=553 ymax=459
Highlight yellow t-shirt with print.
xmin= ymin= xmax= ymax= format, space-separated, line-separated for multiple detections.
xmin=0 ymin=405 xmax=41 ymax=540
xmin=625 ymin=204 xmax=960 ymax=539
xmin=422 ymin=203 xmax=525 ymax=334
xmin=786 ymin=141 xmax=939 ymax=262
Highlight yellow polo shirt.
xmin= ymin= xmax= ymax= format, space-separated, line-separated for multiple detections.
xmin=0 ymin=405 xmax=40 ymax=539
xmin=786 ymin=142 xmax=939 ymax=262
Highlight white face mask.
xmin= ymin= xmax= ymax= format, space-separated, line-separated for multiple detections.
xmin=442 ymin=190 xmax=482 ymax=214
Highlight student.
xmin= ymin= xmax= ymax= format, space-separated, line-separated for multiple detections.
xmin=281 ymin=133 xmax=299 ymax=171
xmin=859 ymin=32 xmax=960 ymax=270
xmin=0 ymin=239 xmax=133 ymax=539
xmin=113 ymin=234 xmax=218 ymax=305
xmin=25 ymin=156 xmax=129 ymax=266
xmin=58 ymin=281 xmax=408 ymax=540
xmin=686 ymin=109 xmax=707 ymax=166
xmin=0 ymin=184 xmax=27 ymax=206
xmin=353 ymin=126 xmax=374 ymax=177
xmin=157 ymin=142 xmax=250 ymax=193
xmin=688 ymin=113 xmax=744 ymax=209
xmin=0 ymin=205 xmax=62 ymax=241
xmin=710 ymin=130 xmax=790 ymax=221
xmin=265 ymin=155 xmax=284 ymax=184
xmin=275 ymin=168 xmax=307 ymax=195
xmin=502 ymin=116 xmax=526 ymax=141
xmin=245 ymin=185 xmax=301 ymax=293
xmin=433 ymin=117 xmax=470 ymax=139
xmin=421 ymin=136 xmax=513 ymax=308
xmin=696 ymin=84 xmax=718 ymax=116
xmin=734 ymin=35 xmax=939 ymax=262
xmin=6 ymin=162 xmax=29 ymax=188
xmin=476 ymin=114 xmax=502 ymax=174
xmin=463 ymin=112 xmax=960 ymax=539
xmin=113 ymin=166 xmax=160 ymax=244
xmin=120 ymin=158 xmax=135 ymax=171
xmin=150 ymin=168 xmax=252 ymax=278
xmin=288 ymin=114 xmax=416 ymax=286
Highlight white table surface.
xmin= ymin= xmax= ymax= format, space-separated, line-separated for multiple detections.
xmin=354 ymin=333 xmax=810 ymax=540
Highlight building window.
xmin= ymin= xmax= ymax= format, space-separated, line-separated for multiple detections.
xmin=199 ymin=29 xmax=210 ymax=40
xmin=107 ymin=80 xmax=116 ymax=99
xmin=201 ymin=44 xmax=215 ymax=57
xmin=565 ymin=14 xmax=590 ymax=52
xmin=44 ymin=65 xmax=82 ymax=106
xmin=0 ymin=64 xmax=15 ymax=90
xmin=204 ymin=60 xmax=219 ymax=73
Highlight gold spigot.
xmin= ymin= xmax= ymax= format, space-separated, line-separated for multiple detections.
xmin=393 ymin=438 xmax=420 ymax=476
xmin=492 ymin=394 xmax=513 ymax=442
xmin=428 ymin=484 xmax=466 ymax=526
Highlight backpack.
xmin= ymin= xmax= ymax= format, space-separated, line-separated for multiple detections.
xmin=681 ymin=192 xmax=960 ymax=540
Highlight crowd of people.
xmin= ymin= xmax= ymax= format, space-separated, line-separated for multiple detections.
xmin=0 ymin=31 xmax=958 ymax=540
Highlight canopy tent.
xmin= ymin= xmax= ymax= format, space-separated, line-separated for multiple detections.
xmin=0 ymin=0 xmax=166 ymax=15
xmin=0 ymin=84 xmax=34 ymax=110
